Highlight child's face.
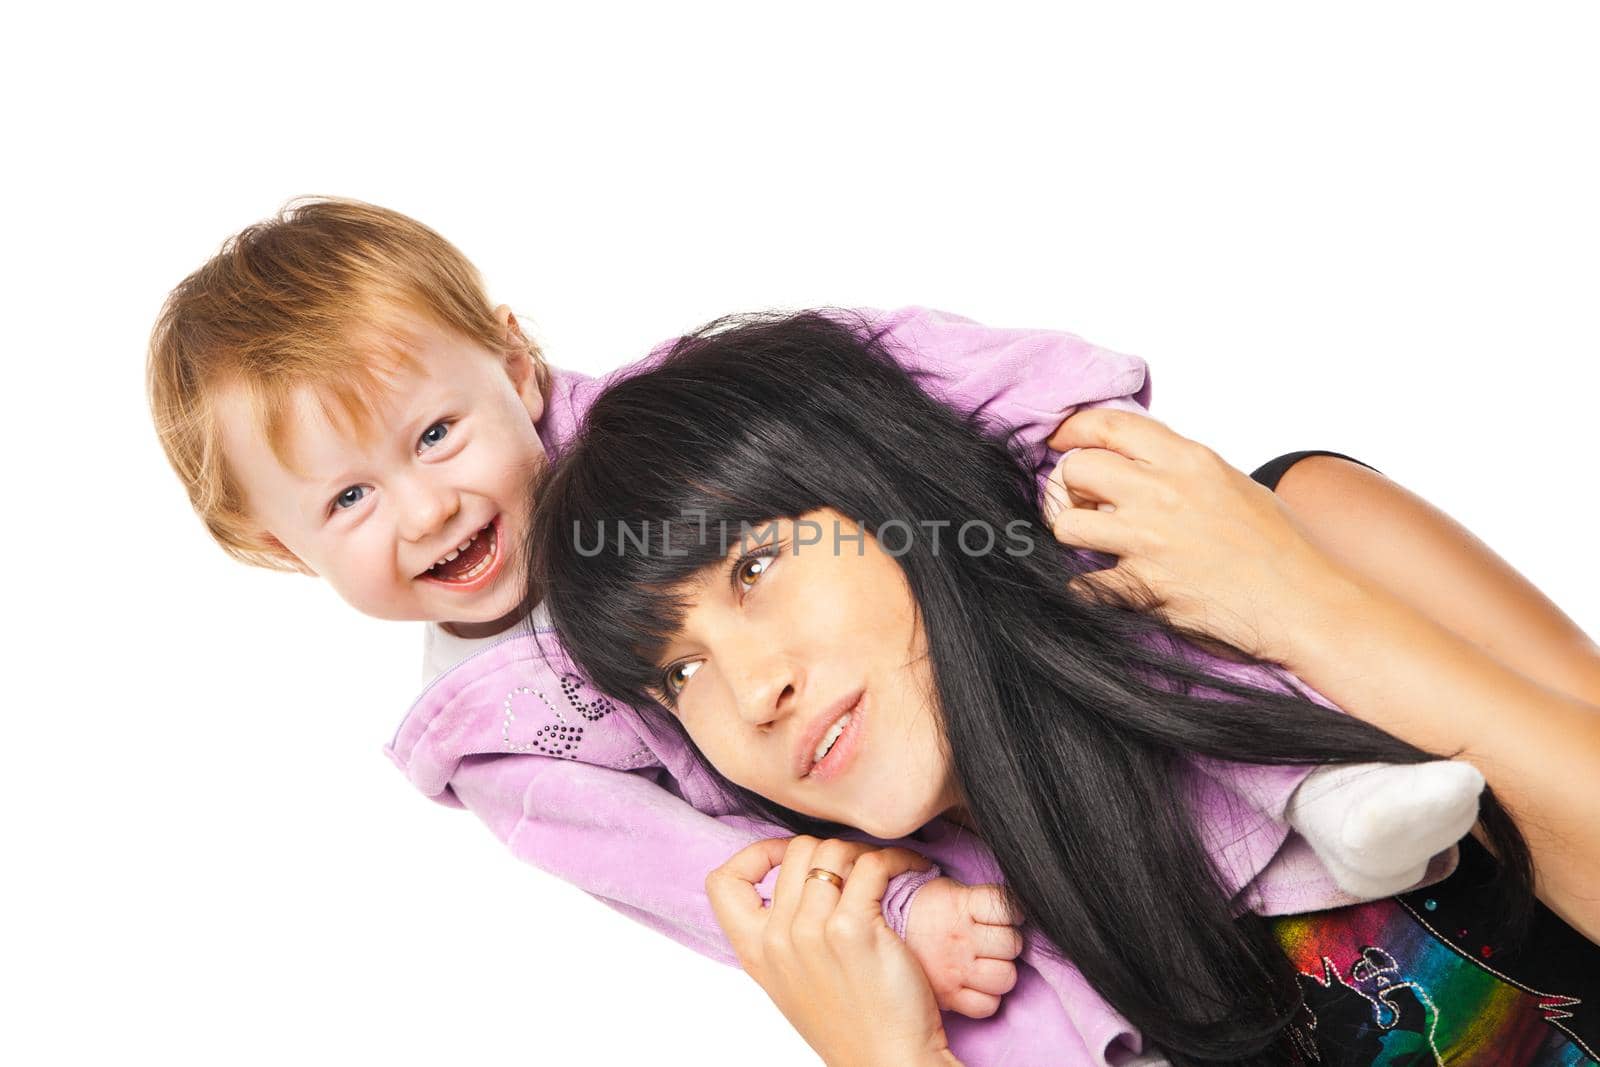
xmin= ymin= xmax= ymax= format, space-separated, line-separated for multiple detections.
xmin=219 ymin=308 xmax=546 ymax=636
xmin=650 ymin=510 xmax=961 ymax=840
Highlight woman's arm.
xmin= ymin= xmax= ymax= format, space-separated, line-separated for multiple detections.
xmin=1267 ymin=456 xmax=1600 ymax=939
xmin=1273 ymin=455 xmax=1600 ymax=708
xmin=1044 ymin=409 xmax=1600 ymax=940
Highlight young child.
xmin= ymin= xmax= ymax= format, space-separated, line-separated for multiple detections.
xmin=146 ymin=197 xmax=1150 ymax=1027
xmin=148 ymin=199 xmax=1480 ymax=1065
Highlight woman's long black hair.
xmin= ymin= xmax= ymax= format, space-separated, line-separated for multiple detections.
xmin=528 ymin=311 xmax=1532 ymax=1065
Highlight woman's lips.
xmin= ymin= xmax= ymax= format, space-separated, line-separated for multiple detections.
xmin=802 ymin=691 xmax=865 ymax=784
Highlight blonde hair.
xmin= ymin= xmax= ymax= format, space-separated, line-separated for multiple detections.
xmin=148 ymin=196 xmax=549 ymax=570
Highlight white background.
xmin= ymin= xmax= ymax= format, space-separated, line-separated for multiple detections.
xmin=6 ymin=3 xmax=1597 ymax=1065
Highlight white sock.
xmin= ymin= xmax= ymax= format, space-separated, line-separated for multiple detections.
xmin=1286 ymin=760 xmax=1485 ymax=899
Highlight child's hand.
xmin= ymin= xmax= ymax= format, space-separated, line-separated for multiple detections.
xmin=903 ymin=877 xmax=1025 ymax=1018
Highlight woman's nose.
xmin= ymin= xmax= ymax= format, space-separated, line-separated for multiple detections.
xmin=724 ymin=640 xmax=800 ymax=728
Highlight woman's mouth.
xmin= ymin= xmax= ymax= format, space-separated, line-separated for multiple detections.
xmin=418 ymin=516 xmax=505 ymax=592
xmin=804 ymin=693 xmax=865 ymax=783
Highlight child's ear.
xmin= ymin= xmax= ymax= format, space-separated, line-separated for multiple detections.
xmin=259 ymin=533 xmax=317 ymax=576
xmin=494 ymin=303 xmax=545 ymax=424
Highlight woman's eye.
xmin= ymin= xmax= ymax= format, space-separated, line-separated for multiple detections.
xmin=418 ymin=421 xmax=451 ymax=451
xmin=664 ymin=659 xmax=703 ymax=695
xmin=735 ymin=555 xmax=772 ymax=589
xmin=333 ymin=485 xmax=367 ymax=511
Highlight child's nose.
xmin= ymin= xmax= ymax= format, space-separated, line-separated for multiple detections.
xmin=397 ymin=478 xmax=460 ymax=542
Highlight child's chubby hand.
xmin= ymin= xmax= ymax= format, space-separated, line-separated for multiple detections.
xmin=903 ymin=877 xmax=1025 ymax=1018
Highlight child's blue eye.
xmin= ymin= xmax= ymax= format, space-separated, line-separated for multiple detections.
xmin=333 ymin=485 xmax=367 ymax=511
xmin=418 ymin=421 xmax=451 ymax=451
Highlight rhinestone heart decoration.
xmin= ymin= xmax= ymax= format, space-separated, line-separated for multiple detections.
xmin=502 ymin=674 xmax=616 ymax=758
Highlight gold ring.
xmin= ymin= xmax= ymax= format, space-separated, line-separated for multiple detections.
xmin=805 ymin=867 xmax=845 ymax=889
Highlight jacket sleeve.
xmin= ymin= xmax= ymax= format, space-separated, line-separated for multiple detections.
xmin=860 ymin=305 xmax=1155 ymax=478
xmin=444 ymin=747 xmax=942 ymax=968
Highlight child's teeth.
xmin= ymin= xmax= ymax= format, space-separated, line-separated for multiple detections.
xmin=424 ymin=521 xmax=498 ymax=580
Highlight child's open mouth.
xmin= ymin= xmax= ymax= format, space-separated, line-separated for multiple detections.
xmin=418 ymin=517 xmax=503 ymax=591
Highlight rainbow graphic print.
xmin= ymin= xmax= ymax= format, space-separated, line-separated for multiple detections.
xmin=1270 ymin=895 xmax=1594 ymax=1065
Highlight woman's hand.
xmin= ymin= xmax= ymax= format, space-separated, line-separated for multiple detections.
xmin=1042 ymin=407 xmax=1347 ymax=664
xmin=706 ymin=836 xmax=960 ymax=1067
xmin=1046 ymin=408 xmax=1600 ymax=939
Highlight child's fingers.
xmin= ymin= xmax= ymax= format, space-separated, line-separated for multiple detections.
xmin=964 ymin=958 xmax=1019 ymax=997
xmin=972 ymin=922 xmax=1025 ymax=961
xmin=964 ymin=884 xmax=1025 ymax=927
xmin=944 ymin=988 xmax=1002 ymax=1020
xmin=705 ymin=837 xmax=795 ymax=959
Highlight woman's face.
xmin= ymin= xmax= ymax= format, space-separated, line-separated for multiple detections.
xmin=651 ymin=508 xmax=962 ymax=839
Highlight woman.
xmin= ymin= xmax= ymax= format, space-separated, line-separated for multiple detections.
xmin=530 ymin=312 xmax=1600 ymax=1065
